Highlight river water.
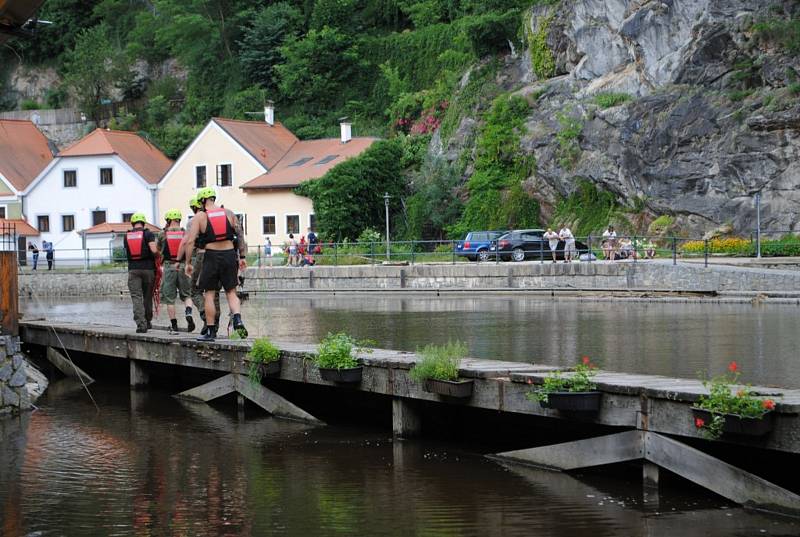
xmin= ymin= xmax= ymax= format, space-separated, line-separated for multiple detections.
xmin=20 ymin=294 xmax=800 ymax=387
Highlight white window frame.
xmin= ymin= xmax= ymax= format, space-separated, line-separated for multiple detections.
xmin=61 ymin=213 xmax=76 ymax=232
xmin=216 ymin=162 xmax=233 ymax=188
xmin=36 ymin=214 xmax=50 ymax=232
xmin=62 ymin=169 xmax=78 ymax=188
xmin=98 ymin=166 xmax=114 ymax=186
xmin=285 ymin=213 xmax=300 ymax=235
xmin=235 ymin=212 xmax=247 ymax=235
xmin=195 ymin=164 xmax=208 ymax=189
xmin=261 ymin=214 xmax=277 ymax=236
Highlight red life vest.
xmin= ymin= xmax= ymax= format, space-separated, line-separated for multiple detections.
xmin=165 ymin=230 xmax=184 ymax=260
xmin=126 ymin=231 xmax=144 ymax=260
xmin=202 ymin=208 xmax=235 ymax=244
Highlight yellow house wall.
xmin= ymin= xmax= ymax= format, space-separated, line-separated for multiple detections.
xmin=157 ymin=123 xmax=317 ymax=251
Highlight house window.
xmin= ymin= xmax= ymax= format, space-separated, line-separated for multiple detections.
xmin=0 ymin=207 xmax=5 ymax=219
xmin=286 ymin=214 xmax=299 ymax=235
xmin=92 ymin=210 xmax=107 ymax=226
xmin=122 ymin=213 xmax=134 ymax=223
xmin=262 ymin=216 xmax=276 ymax=235
xmin=309 ymin=214 xmax=316 ymax=232
xmin=216 ymin=164 xmax=232 ymax=187
xmin=100 ymin=168 xmax=113 ymax=185
xmin=62 ymin=215 xmax=75 ymax=232
xmin=37 ymin=215 xmax=50 ymax=232
xmin=196 ymin=165 xmax=207 ymax=188
xmin=63 ymin=170 xmax=77 ymax=188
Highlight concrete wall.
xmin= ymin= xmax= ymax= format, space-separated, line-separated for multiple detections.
xmin=17 ymin=261 xmax=800 ymax=297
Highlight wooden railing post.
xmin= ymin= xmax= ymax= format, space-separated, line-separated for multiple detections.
xmin=0 ymin=250 xmax=19 ymax=336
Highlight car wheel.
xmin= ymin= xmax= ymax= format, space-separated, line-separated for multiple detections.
xmin=512 ymin=247 xmax=525 ymax=262
xmin=466 ymin=255 xmax=477 ymax=262
xmin=477 ymin=249 xmax=490 ymax=262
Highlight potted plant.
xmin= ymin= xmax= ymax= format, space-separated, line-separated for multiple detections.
xmin=247 ymin=337 xmax=281 ymax=384
xmin=527 ymin=356 xmax=601 ymax=411
xmin=410 ymin=341 xmax=473 ymax=398
xmin=314 ymin=332 xmax=371 ymax=383
xmin=692 ymin=361 xmax=777 ymax=439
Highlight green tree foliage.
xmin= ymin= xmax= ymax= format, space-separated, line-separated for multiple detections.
xmin=295 ymin=139 xmax=405 ymax=240
xmin=238 ymin=2 xmax=304 ymax=90
xmin=403 ymin=157 xmax=463 ymax=239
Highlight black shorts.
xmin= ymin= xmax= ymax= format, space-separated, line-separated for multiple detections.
xmin=197 ymin=249 xmax=238 ymax=291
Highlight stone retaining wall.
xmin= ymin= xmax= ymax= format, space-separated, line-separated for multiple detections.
xmin=17 ymin=261 xmax=800 ymax=297
xmin=0 ymin=336 xmax=47 ymax=416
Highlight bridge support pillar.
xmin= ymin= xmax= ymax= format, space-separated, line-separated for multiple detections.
xmin=392 ymin=398 xmax=421 ymax=438
xmin=130 ymin=360 xmax=149 ymax=388
xmin=491 ymin=431 xmax=800 ymax=516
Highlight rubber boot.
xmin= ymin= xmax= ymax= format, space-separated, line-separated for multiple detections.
xmin=232 ymin=313 xmax=248 ymax=339
xmin=185 ymin=307 xmax=195 ymax=333
xmin=169 ymin=319 xmax=179 ymax=335
xmin=196 ymin=325 xmax=217 ymax=342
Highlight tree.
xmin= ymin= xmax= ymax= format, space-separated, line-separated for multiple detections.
xmin=238 ymin=2 xmax=304 ymax=90
xmin=295 ymin=140 xmax=405 ymax=240
xmin=63 ymin=25 xmax=126 ymax=120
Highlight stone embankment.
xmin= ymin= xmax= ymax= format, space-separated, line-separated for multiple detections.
xmin=0 ymin=336 xmax=48 ymax=416
xmin=17 ymin=261 xmax=800 ymax=298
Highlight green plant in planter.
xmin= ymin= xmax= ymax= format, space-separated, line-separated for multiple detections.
xmin=247 ymin=337 xmax=281 ymax=384
xmin=409 ymin=341 xmax=468 ymax=382
xmin=314 ymin=332 xmax=373 ymax=370
xmin=527 ymin=356 xmax=598 ymax=404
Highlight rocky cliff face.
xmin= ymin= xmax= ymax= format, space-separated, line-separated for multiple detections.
xmin=450 ymin=0 xmax=800 ymax=235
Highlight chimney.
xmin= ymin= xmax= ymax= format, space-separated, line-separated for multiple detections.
xmin=339 ymin=117 xmax=352 ymax=144
xmin=264 ymin=101 xmax=275 ymax=126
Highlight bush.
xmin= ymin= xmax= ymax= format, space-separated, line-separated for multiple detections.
xmin=20 ymin=99 xmax=41 ymax=110
xmin=647 ymin=215 xmax=675 ymax=236
xmin=409 ymin=341 xmax=468 ymax=382
xmin=593 ymin=92 xmax=631 ymax=109
xmin=462 ymin=9 xmax=521 ymax=58
xmin=529 ymin=13 xmax=555 ymax=79
xmin=314 ymin=332 xmax=372 ymax=370
xmin=247 ymin=337 xmax=281 ymax=384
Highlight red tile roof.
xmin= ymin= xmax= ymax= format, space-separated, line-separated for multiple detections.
xmin=0 ymin=218 xmax=39 ymax=236
xmin=241 ymin=137 xmax=378 ymax=190
xmin=212 ymin=118 xmax=298 ymax=170
xmin=0 ymin=119 xmax=54 ymax=191
xmin=59 ymin=129 xmax=173 ymax=185
xmin=81 ymin=222 xmax=161 ymax=235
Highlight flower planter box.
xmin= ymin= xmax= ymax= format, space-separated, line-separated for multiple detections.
xmin=691 ymin=408 xmax=775 ymax=437
xmin=319 ymin=366 xmax=363 ymax=383
xmin=257 ymin=359 xmax=281 ymax=378
xmin=423 ymin=378 xmax=474 ymax=398
xmin=540 ymin=391 xmax=602 ymax=412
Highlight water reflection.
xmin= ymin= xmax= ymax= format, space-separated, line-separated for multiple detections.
xmin=1 ymin=384 xmax=796 ymax=536
xmin=22 ymin=295 xmax=800 ymax=387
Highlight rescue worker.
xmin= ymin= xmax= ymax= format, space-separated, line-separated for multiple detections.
xmin=159 ymin=209 xmax=195 ymax=335
xmin=183 ymin=187 xmax=247 ymax=342
xmin=123 ymin=213 xmax=158 ymax=333
xmin=182 ymin=195 xmax=220 ymax=335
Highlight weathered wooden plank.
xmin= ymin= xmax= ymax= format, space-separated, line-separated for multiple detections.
xmin=493 ymin=431 xmax=644 ymax=470
xmin=46 ymin=347 xmax=94 ymax=383
xmin=175 ymin=374 xmax=236 ymax=402
xmin=233 ymin=374 xmax=323 ymax=424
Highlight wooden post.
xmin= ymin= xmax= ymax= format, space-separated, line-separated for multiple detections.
xmin=0 ymin=251 xmax=19 ymax=336
xmin=392 ymin=398 xmax=422 ymax=438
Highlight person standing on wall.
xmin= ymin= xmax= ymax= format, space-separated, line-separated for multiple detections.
xmin=559 ymin=224 xmax=576 ymax=264
xmin=28 ymin=242 xmax=39 ymax=270
xmin=159 ymin=209 xmax=196 ymax=335
xmin=124 ymin=213 xmax=158 ymax=333
xmin=180 ymin=195 xmax=220 ymax=336
xmin=183 ymin=187 xmax=248 ymax=342
xmin=44 ymin=240 xmax=54 ymax=270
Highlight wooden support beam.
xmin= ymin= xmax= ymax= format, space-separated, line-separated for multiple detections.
xmin=175 ymin=373 xmax=323 ymax=424
xmin=46 ymin=347 xmax=94 ymax=384
xmin=129 ymin=360 xmax=150 ymax=388
xmin=392 ymin=398 xmax=421 ymax=438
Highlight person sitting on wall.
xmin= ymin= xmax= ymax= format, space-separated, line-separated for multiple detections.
xmin=124 ymin=213 xmax=159 ymax=333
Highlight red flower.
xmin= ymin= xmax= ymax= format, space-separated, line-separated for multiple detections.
xmin=762 ymin=399 xmax=775 ymax=410
xmin=582 ymin=356 xmax=590 ymax=365
xmin=694 ymin=417 xmax=705 ymax=429
xmin=728 ymin=361 xmax=738 ymax=373
xmin=526 ymin=378 xmax=533 ymax=385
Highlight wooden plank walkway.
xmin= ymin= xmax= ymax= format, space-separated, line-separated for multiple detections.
xmin=18 ymin=320 xmax=800 ymax=455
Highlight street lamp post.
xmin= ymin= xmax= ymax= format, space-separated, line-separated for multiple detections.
xmin=755 ymin=192 xmax=761 ymax=259
xmin=383 ymin=192 xmax=391 ymax=261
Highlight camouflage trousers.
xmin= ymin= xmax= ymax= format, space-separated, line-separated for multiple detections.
xmin=128 ymin=269 xmax=154 ymax=329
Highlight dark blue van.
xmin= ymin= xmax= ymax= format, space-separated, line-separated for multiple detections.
xmin=455 ymin=231 xmax=507 ymax=261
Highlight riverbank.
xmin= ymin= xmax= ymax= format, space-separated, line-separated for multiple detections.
xmin=17 ymin=260 xmax=800 ymax=299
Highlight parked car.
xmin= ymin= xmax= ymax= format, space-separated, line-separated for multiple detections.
xmin=456 ymin=231 xmax=507 ymax=261
xmin=490 ymin=229 xmax=589 ymax=262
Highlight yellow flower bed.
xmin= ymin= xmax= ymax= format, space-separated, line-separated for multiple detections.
xmin=681 ymin=237 xmax=752 ymax=255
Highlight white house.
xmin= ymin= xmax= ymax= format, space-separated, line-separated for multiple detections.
xmin=24 ymin=129 xmax=172 ymax=264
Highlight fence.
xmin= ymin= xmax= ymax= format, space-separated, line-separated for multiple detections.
xmin=16 ymin=231 xmax=800 ymax=271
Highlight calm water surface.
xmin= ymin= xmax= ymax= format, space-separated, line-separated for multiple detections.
xmin=21 ymin=295 xmax=800 ymax=387
xmin=1 ymin=383 xmax=798 ymax=536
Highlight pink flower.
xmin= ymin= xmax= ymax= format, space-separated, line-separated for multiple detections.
xmin=695 ymin=417 xmax=705 ymax=429
xmin=728 ymin=361 xmax=738 ymax=373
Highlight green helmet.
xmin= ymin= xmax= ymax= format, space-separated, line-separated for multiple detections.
xmin=189 ymin=195 xmax=202 ymax=210
xmin=164 ymin=208 xmax=182 ymax=222
xmin=130 ymin=213 xmax=147 ymax=225
xmin=197 ymin=187 xmax=217 ymax=203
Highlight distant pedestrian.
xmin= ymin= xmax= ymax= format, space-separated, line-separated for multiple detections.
xmin=559 ymin=225 xmax=576 ymax=263
xmin=264 ymin=237 xmax=272 ymax=257
xmin=308 ymin=228 xmax=319 ymax=253
xmin=287 ymin=233 xmax=299 ymax=266
xmin=124 ymin=213 xmax=158 ymax=333
xmin=43 ymin=240 xmax=54 ymax=270
xmin=543 ymin=228 xmax=559 ymax=263
xmin=299 ymin=235 xmax=307 ymax=255
xmin=28 ymin=242 xmax=39 ymax=270
xmin=602 ymin=225 xmax=617 ymax=260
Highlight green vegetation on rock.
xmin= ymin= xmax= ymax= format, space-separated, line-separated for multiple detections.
xmin=593 ymin=92 xmax=632 ymax=109
xmin=528 ymin=12 xmax=555 ymax=79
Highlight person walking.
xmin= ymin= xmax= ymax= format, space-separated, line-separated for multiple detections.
xmin=559 ymin=225 xmax=576 ymax=263
xmin=28 ymin=242 xmax=39 ymax=270
xmin=124 ymin=213 xmax=158 ymax=333
xmin=159 ymin=209 xmax=196 ymax=335
xmin=287 ymin=233 xmax=299 ymax=266
xmin=180 ymin=195 xmax=220 ymax=336
xmin=543 ymin=227 xmax=559 ymax=263
xmin=183 ymin=187 xmax=248 ymax=342
xmin=44 ymin=240 xmax=54 ymax=270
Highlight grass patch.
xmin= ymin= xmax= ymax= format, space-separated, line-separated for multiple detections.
xmin=728 ymin=89 xmax=754 ymax=102
xmin=555 ymin=111 xmax=583 ymax=170
xmin=593 ymin=92 xmax=631 ymax=109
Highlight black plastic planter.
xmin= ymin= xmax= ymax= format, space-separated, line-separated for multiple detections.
xmin=540 ymin=391 xmax=602 ymax=411
xmin=423 ymin=378 xmax=474 ymax=398
xmin=319 ymin=366 xmax=363 ymax=383
xmin=691 ymin=408 xmax=775 ymax=437
xmin=257 ymin=360 xmax=281 ymax=377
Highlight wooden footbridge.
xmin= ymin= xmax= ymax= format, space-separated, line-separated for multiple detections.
xmin=18 ymin=319 xmax=800 ymax=516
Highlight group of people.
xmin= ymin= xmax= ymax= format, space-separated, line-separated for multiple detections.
xmin=122 ymin=187 xmax=248 ymax=342
xmin=27 ymin=240 xmax=54 ymax=270
xmin=601 ymin=225 xmax=656 ymax=260
xmin=283 ymin=229 xmax=319 ymax=267
xmin=543 ymin=226 xmax=577 ymax=263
